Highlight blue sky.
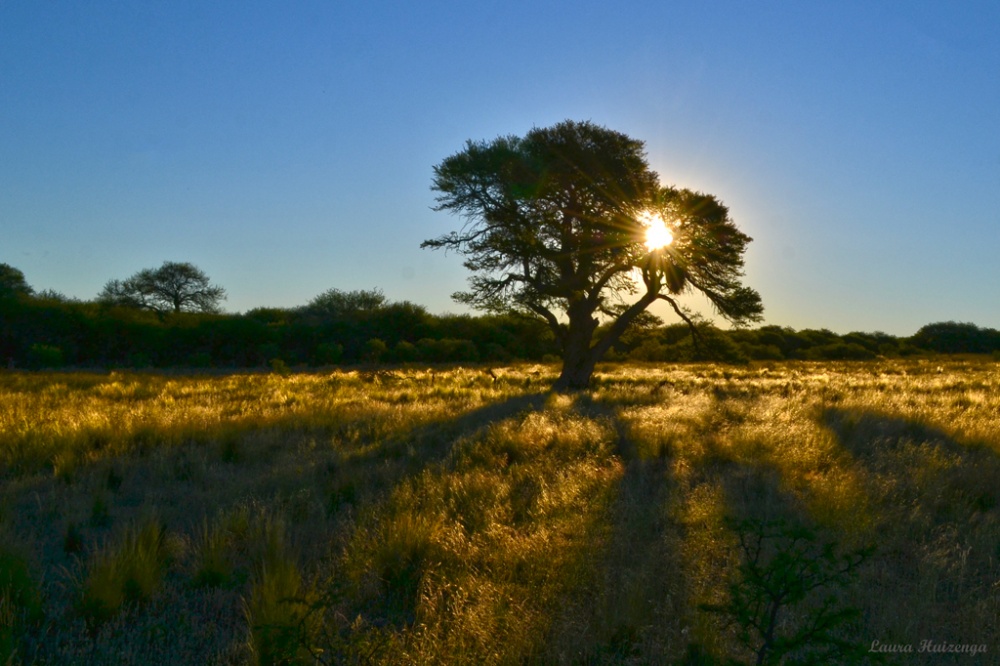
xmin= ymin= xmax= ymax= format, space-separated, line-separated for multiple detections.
xmin=3 ymin=1 xmax=998 ymax=335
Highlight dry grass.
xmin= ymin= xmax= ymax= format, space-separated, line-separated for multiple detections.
xmin=0 ymin=360 xmax=998 ymax=663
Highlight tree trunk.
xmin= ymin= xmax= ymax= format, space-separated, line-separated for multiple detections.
xmin=553 ymin=302 xmax=599 ymax=391
xmin=554 ymin=349 xmax=598 ymax=391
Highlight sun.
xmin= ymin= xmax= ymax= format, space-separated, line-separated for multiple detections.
xmin=640 ymin=211 xmax=673 ymax=251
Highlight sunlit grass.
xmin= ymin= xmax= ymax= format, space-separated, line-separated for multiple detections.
xmin=1 ymin=359 xmax=998 ymax=662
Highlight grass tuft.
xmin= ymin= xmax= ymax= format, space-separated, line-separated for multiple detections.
xmin=76 ymin=517 xmax=173 ymax=627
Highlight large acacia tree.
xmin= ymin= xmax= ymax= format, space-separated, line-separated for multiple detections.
xmin=423 ymin=120 xmax=763 ymax=390
xmin=99 ymin=261 xmax=226 ymax=315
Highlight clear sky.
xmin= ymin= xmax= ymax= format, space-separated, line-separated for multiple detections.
xmin=3 ymin=1 xmax=998 ymax=335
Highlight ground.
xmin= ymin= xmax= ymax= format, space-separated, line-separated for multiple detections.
xmin=1 ymin=359 xmax=997 ymax=664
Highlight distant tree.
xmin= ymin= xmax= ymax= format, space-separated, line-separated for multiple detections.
xmin=911 ymin=321 xmax=999 ymax=354
xmin=99 ymin=261 xmax=226 ymax=314
xmin=0 ymin=263 xmax=34 ymax=299
xmin=303 ymin=288 xmax=386 ymax=320
xmin=34 ymin=289 xmax=77 ymax=303
xmin=423 ymin=120 xmax=763 ymax=390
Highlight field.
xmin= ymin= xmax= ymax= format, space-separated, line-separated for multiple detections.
xmin=1 ymin=359 xmax=998 ymax=664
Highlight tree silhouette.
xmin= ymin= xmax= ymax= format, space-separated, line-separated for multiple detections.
xmin=423 ymin=120 xmax=763 ymax=390
xmin=0 ymin=263 xmax=34 ymax=299
xmin=303 ymin=288 xmax=387 ymax=320
xmin=99 ymin=261 xmax=226 ymax=315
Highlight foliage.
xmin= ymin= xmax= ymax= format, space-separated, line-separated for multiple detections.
xmin=99 ymin=261 xmax=226 ymax=315
xmin=26 ymin=343 xmax=64 ymax=369
xmin=302 ymin=288 xmax=387 ymax=320
xmin=3 ymin=259 xmax=999 ymax=369
xmin=911 ymin=321 xmax=1000 ymax=354
xmin=0 ymin=263 xmax=33 ymax=299
xmin=701 ymin=518 xmax=874 ymax=665
xmin=424 ymin=119 xmax=763 ymax=389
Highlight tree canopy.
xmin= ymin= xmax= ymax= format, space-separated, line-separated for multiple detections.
xmin=0 ymin=263 xmax=34 ymax=299
xmin=99 ymin=261 xmax=227 ymax=315
xmin=302 ymin=288 xmax=387 ymax=320
xmin=423 ymin=120 xmax=763 ymax=389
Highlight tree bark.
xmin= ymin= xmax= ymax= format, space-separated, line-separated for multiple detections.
xmin=553 ymin=301 xmax=599 ymax=391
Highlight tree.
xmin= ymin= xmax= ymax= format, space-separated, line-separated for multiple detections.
xmin=99 ymin=261 xmax=226 ymax=315
xmin=423 ymin=120 xmax=763 ymax=390
xmin=0 ymin=263 xmax=34 ymax=299
xmin=302 ymin=288 xmax=387 ymax=320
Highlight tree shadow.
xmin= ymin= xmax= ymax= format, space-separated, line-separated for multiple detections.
xmin=822 ymin=406 xmax=1000 ymax=521
xmin=536 ymin=392 xmax=693 ymax=663
xmin=542 ymin=392 xmax=878 ymax=664
xmin=818 ymin=406 xmax=1000 ymax=652
xmin=5 ymin=382 xmax=555 ymax=664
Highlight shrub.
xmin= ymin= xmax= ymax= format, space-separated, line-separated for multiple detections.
xmin=416 ymin=338 xmax=480 ymax=363
xmin=313 ymin=342 xmax=343 ymax=365
xmin=365 ymin=338 xmax=388 ymax=363
xmin=27 ymin=343 xmax=64 ymax=369
xmin=188 ymin=351 xmax=213 ymax=368
xmin=392 ymin=340 xmax=419 ymax=363
xmin=702 ymin=518 xmax=874 ymax=665
xmin=807 ymin=342 xmax=877 ymax=361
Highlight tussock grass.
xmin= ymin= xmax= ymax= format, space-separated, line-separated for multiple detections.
xmin=0 ymin=360 xmax=998 ymax=662
xmin=75 ymin=517 xmax=175 ymax=628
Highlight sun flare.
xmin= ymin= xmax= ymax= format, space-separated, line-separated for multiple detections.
xmin=640 ymin=211 xmax=673 ymax=251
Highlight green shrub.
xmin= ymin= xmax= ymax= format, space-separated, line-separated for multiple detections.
xmin=392 ymin=340 xmax=419 ymax=363
xmin=702 ymin=518 xmax=874 ymax=665
xmin=417 ymin=338 xmax=480 ymax=363
xmin=313 ymin=342 xmax=343 ymax=365
xmin=188 ymin=351 xmax=213 ymax=368
xmin=365 ymin=338 xmax=388 ymax=363
xmin=27 ymin=343 xmax=64 ymax=369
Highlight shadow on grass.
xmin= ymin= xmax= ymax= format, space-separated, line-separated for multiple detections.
xmin=4 ymin=386 xmax=554 ymax=666
xmin=552 ymin=393 xmax=877 ymax=664
xmin=818 ymin=407 xmax=1000 ymax=655
xmin=822 ymin=405 xmax=1000 ymax=531
xmin=533 ymin=393 xmax=691 ymax=663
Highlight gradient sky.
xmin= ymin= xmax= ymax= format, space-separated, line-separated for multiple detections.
xmin=3 ymin=1 xmax=998 ymax=335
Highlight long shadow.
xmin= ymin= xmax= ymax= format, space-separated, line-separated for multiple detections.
xmin=822 ymin=405 xmax=1000 ymax=522
xmin=551 ymin=393 xmax=877 ymax=663
xmin=819 ymin=407 xmax=1000 ymax=658
xmin=5 ymin=382 xmax=555 ymax=665
xmin=304 ymin=390 xmax=557 ymax=636
xmin=325 ymin=390 xmax=552 ymax=509
xmin=536 ymin=392 xmax=692 ymax=663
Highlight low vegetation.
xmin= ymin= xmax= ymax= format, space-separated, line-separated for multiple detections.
xmin=1 ymin=359 xmax=998 ymax=663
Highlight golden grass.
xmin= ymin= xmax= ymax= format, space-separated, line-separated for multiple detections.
xmin=0 ymin=359 xmax=998 ymax=663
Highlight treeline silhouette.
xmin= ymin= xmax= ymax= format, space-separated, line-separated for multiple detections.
xmin=2 ymin=268 xmax=998 ymax=370
xmin=3 ymin=294 xmax=997 ymax=370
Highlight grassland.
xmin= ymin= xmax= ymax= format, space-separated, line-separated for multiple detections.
xmin=1 ymin=359 xmax=998 ymax=664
